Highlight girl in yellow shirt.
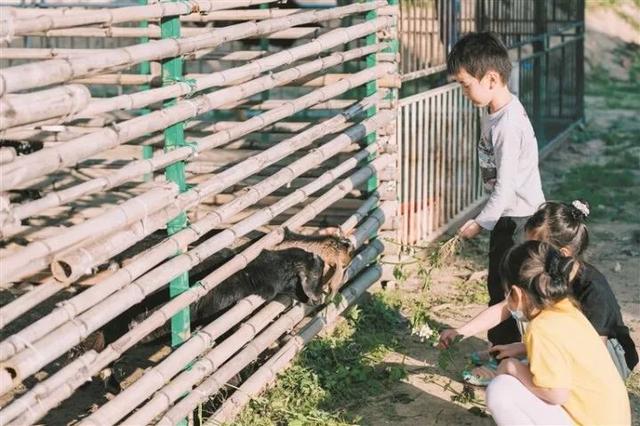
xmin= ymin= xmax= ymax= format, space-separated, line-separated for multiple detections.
xmin=486 ymin=240 xmax=631 ymax=426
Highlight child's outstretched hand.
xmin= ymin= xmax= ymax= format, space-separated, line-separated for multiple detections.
xmin=490 ymin=342 xmax=526 ymax=360
xmin=437 ymin=328 xmax=461 ymax=349
xmin=458 ymin=219 xmax=482 ymax=239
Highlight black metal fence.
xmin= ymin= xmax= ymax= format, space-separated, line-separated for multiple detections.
xmin=395 ymin=0 xmax=585 ymax=243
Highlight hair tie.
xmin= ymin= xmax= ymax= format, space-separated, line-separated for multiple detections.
xmin=544 ymin=249 xmax=567 ymax=294
xmin=571 ymin=200 xmax=590 ymax=219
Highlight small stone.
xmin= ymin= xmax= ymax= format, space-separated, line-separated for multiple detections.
xmin=613 ymin=262 xmax=622 ymax=273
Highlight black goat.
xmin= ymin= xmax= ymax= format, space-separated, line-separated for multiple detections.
xmin=83 ymin=248 xmax=325 ymax=351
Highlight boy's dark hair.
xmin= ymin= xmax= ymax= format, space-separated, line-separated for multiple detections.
xmin=501 ymin=240 xmax=575 ymax=319
xmin=525 ymin=200 xmax=590 ymax=257
xmin=446 ymin=32 xmax=512 ymax=84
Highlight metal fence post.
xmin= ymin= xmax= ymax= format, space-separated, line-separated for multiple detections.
xmin=160 ymin=0 xmax=191 ymax=361
xmin=576 ymin=0 xmax=585 ymax=123
xmin=532 ymin=0 xmax=547 ymax=145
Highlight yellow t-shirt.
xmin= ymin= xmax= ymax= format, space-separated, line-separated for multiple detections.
xmin=525 ymin=298 xmax=630 ymax=426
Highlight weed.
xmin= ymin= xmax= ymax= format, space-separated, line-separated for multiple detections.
xmin=235 ymin=293 xmax=407 ymax=424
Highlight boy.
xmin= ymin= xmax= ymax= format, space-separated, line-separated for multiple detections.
xmin=446 ymin=32 xmax=545 ymax=345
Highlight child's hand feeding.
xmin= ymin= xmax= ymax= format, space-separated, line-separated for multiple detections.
xmin=437 ymin=328 xmax=462 ymax=349
xmin=458 ymin=219 xmax=482 ymax=239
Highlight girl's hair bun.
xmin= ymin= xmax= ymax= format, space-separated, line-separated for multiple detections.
xmin=570 ymin=199 xmax=590 ymax=221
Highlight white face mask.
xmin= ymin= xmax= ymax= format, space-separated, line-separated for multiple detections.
xmin=506 ymin=288 xmax=528 ymax=322
xmin=509 ymin=308 xmax=527 ymax=322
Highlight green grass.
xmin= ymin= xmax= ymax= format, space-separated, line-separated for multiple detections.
xmin=586 ymin=47 xmax=640 ymax=110
xmin=233 ymin=293 xmax=409 ymax=425
xmin=550 ymin=161 xmax=639 ymax=222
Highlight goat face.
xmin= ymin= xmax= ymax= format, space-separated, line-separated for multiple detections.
xmin=298 ymin=253 xmax=326 ymax=305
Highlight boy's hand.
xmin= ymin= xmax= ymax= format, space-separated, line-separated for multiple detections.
xmin=437 ymin=328 xmax=461 ymax=349
xmin=458 ymin=219 xmax=481 ymax=239
xmin=490 ymin=342 xmax=526 ymax=360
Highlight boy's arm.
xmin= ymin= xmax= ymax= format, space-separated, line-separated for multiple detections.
xmin=498 ymin=359 xmax=570 ymax=405
xmin=475 ymin=124 xmax=521 ymax=231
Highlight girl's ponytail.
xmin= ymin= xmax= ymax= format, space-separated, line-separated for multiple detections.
xmin=525 ymin=200 xmax=590 ymax=256
xmin=502 ymin=241 xmax=574 ymax=319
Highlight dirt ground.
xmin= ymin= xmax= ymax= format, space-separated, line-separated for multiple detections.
xmin=349 ymin=110 xmax=640 ymax=424
xmin=347 ymin=5 xmax=640 ymax=424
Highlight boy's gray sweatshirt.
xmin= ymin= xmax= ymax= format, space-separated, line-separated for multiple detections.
xmin=475 ymin=95 xmax=545 ymax=231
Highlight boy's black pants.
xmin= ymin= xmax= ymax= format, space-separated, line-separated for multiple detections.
xmin=487 ymin=216 xmax=530 ymax=346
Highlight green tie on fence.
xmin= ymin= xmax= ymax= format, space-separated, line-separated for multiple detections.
xmin=160 ymin=0 xmax=190 ymax=374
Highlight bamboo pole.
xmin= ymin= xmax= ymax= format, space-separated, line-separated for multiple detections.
xmin=168 ymin=265 xmax=383 ymax=425
xmin=0 ymin=2 xmax=386 ymax=96
xmin=49 ymin=100 xmax=378 ymax=284
xmin=105 ymin=296 xmax=303 ymax=426
xmin=0 ymin=147 xmax=16 ymax=164
xmin=155 ymin=300 xmax=311 ymax=425
xmin=0 ymin=294 xmax=265 ymax=426
xmin=0 ymin=85 xmax=90 ymax=131
xmin=181 ymin=8 xmax=298 ymax=21
xmin=0 ymin=47 xmax=272 ymax=61
xmin=0 ymin=60 xmax=393 ymax=193
xmin=6 ymin=62 xmax=390 ymax=225
xmin=338 ymin=193 xmax=380 ymax=234
xmin=0 ymin=350 xmax=98 ymax=425
xmin=0 ymin=183 xmax=179 ymax=286
xmin=0 ymin=120 xmax=392 ymax=395
xmin=0 ymin=98 xmax=378 ymax=360
xmin=3 ymin=0 xmax=280 ymax=37
xmin=18 ymin=25 xmax=320 ymax=39
xmin=210 ymin=265 xmax=382 ymax=424
xmin=1 ymin=153 xmax=392 ymax=420
xmin=0 ymin=277 xmax=64 ymax=328
xmin=74 ymin=18 xmax=392 ymax=119
xmin=71 ymin=295 xmax=265 ymax=426
xmin=348 ymin=201 xmax=395 ymax=250
xmin=76 ymin=202 xmax=385 ymax=425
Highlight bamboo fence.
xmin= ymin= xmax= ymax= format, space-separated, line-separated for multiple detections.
xmin=0 ymin=136 xmax=393 ymax=395
xmin=0 ymin=62 xmax=394 ymax=192
xmin=1 ymin=158 xmax=393 ymax=424
xmin=2 ymin=49 xmax=392 ymax=229
xmin=0 ymin=1 xmax=385 ymax=96
xmin=0 ymin=0 xmax=401 ymax=423
xmin=0 ymin=96 xmax=378 ymax=342
xmin=0 ymin=110 xmax=390 ymax=359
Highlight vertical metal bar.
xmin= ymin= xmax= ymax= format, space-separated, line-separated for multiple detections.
xmin=438 ymin=92 xmax=445 ymax=229
xmin=576 ymin=0 xmax=585 ymax=122
xmin=417 ymin=98 xmax=425 ymax=241
xmin=428 ymin=95 xmax=435 ymax=237
xmin=419 ymin=0 xmax=425 ymax=71
xmin=412 ymin=0 xmax=417 ymax=72
xmin=161 ymin=0 xmax=190 ymax=355
xmin=397 ymin=107 xmax=404 ymax=243
xmin=532 ymin=0 xmax=547 ymax=145
xmin=454 ymin=88 xmax=461 ymax=217
xmin=409 ymin=100 xmax=417 ymax=243
xmin=403 ymin=105 xmax=410 ymax=243
xmin=447 ymin=88 xmax=453 ymax=221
